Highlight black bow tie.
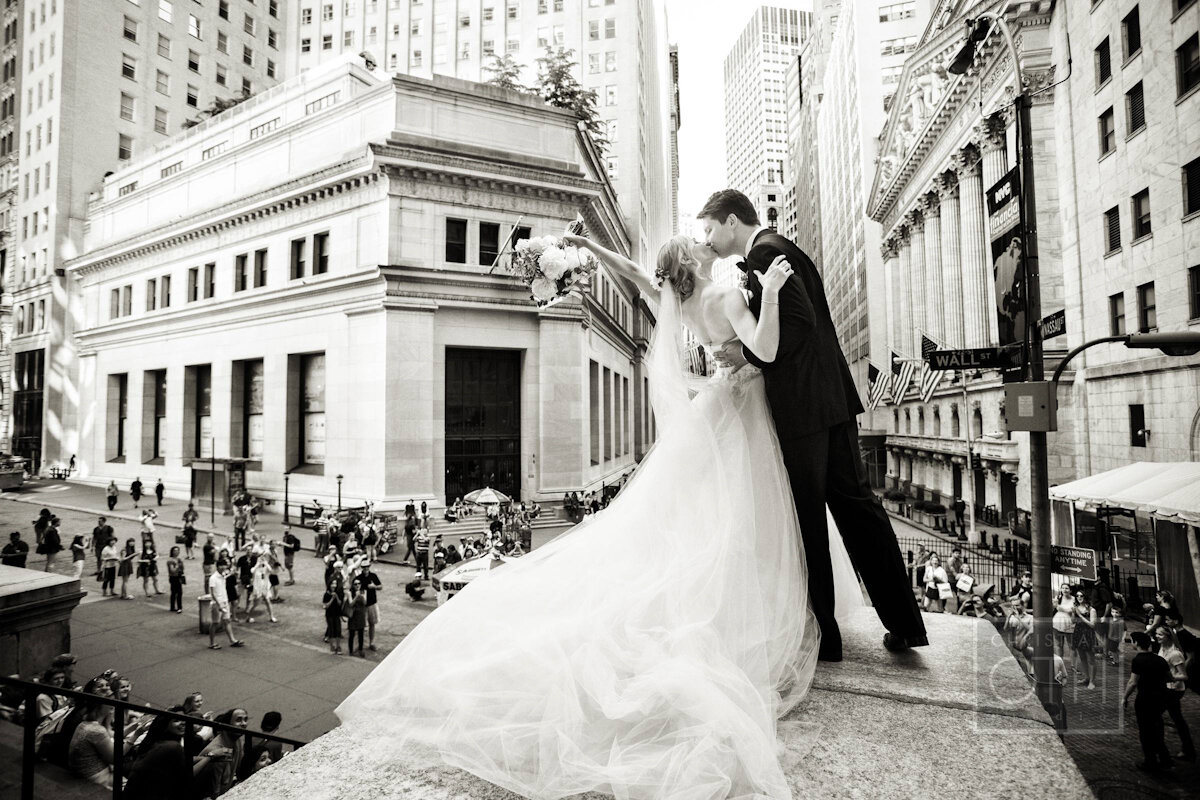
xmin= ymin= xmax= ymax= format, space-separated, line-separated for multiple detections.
xmin=736 ymin=260 xmax=751 ymax=273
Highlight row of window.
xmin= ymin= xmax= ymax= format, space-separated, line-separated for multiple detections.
xmin=1108 ymin=281 xmax=1156 ymax=335
xmin=301 ymin=0 xmax=614 ymax=26
xmin=587 ymin=360 xmax=632 ymax=467
xmin=1101 ymin=158 xmax=1200 ymax=257
xmin=107 ymin=233 xmax=331 ymax=321
xmin=878 ymin=1 xmax=916 ymax=23
xmin=20 ymin=160 xmax=50 ymax=202
xmin=13 ymin=299 xmax=45 ymax=336
xmin=125 ymin=0 xmax=280 ymax=23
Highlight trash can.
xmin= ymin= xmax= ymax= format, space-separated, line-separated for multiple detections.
xmin=198 ymin=594 xmax=213 ymax=635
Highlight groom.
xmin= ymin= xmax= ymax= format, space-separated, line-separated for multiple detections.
xmin=700 ymin=189 xmax=927 ymax=661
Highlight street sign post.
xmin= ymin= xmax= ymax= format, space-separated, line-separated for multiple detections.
xmin=1050 ymin=545 xmax=1097 ymax=582
xmin=926 ymin=346 xmax=1023 ymax=371
xmin=1039 ymin=309 xmax=1066 ymax=340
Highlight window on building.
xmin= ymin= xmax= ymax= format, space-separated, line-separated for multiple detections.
xmin=190 ymin=364 xmax=213 ymax=458
xmin=479 ymin=222 xmax=500 ymax=265
xmin=302 ymin=7 xmax=312 ymax=24
xmin=123 ymin=285 xmax=132 ymax=316
xmin=290 ymin=237 xmax=307 ymax=279
xmin=146 ymin=369 xmax=168 ymax=460
xmin=1179 ymin=34 xmax=1200 ymax=97
xmin=605 ymin=51 xmax=616 ymax=72
xmin=537 ymin=0 xmax=547 ymax=12
xmin=267 ymin=59 xmax=276 ymax=78
xmin=218 ymin=0 xmax=229 ymax=19
xmin=146 ymin=278 xmax=158 ymax=311
xmin=878 ymin=1 xmax=916 ymax=22
xmin=188 ymin=266 xmax=199 ymax=301
xmin=268 ymin=29 xmax=278 ymax=49
xmin=298 ymin=353 xmax=326 ymax=466
xmin=1130 ymin=404 xmax=1146 ymax=447
xmin=242 ymin=77 xmax=252 ymax=95
xmin=605 ymin=18 xmax=615 ymax=38
xmin=313 ymin=232 xmax=330 ymax=273
xmin=1104 ymin=206 xmax=1120 ymax=253
xmin=343 ymin=30 xmax=354 ymax=47
xmin=218 ymin=31 xmax=229 ymax=54
xmin=588 ymin=52 xmax=600 ymax=73
xmin=1185 ymin=157 xmax=1200 ymax=217
xmin=1189 ymin=265 xmax=1200 ymax=321
xmin=204 ymin=262 xmax=215 ymax=298
xmin=187 ymin=84 xmax=199 ymax=108
xmin=1137 ymin=281 xmax=1156 ymax=332
xmin=605 ymin=155 xmax=618 ymax=179
xmin=482 ymin=40 xmax=493 ymax=55
xmin=460 ymin=13 xmax=470 ymax=27
xmin=1132 ymin=188 xmax=1151 ymax=239
xmin=123 ymin=15 xmax=138 ymax=42
xmin=234 ymin=253 xmax=249 ymax=291
xmin=153 ymin=106 xmax=167 ymax=134
xmin=505 ymin=39 xmax=517 ymax=54
xmin=188 ymin=50 xmax=200 ymax=72
xmin=216 ymin=64 xmax=227 ymax=85
xmin=188 ymin=13 xmax=201 ymax=38
xmin=588 ymin=19 xmax=599 ymax=40
xmin=322 ymin=3 xmax=332 ymax=21
xmin=240 ymin=359 xmax=264 ymax=459
xmin=110 ymin=373 xmax=129 ymax=460
xmin=322 ymin=34 xmax=332 ymax=50
xmin=243 ymin=45 xmax=254 ymax=66
xmin=118 ymin=180 xmax=137 ymax=196
xmin=507 ymin=1 xmax=518 ymax=19
xmin=120 ymin=92 xmax=135 ymax=121
xmin=158 ymin=0 xmax=173 ymax=22
xmin=270 ymin=0 xmax=280 ymax=18
xmin=118 ymin=134 xmax=132 ymax=160
xmin=459 ymin=42 xmax=470 ymax=59
xmin=1098 ymin=107 xmax=1115 ymax=156
xmin=122 ymin=54 xmax=136 ymax=80
xmin=445 ymin=218 xmax=467 ymax=263
xmin=157 ymin=33 xmax=170 ymax=58
xmin=244 ymin=13 xmax=256 ymax=36
xmin=1109 ymin=292 xmax=1125 ymax=335
xmin=606 ymin=85 xmax=617 ymax=105
xmin=1095 ymin=37 xmax=1111 ymax=87
xmin=161 ymin=275 xmax=171 ymax=308
xmin=589 ymin=361 xmax=600 ymax=465
xmin=300 ymin=37 xmax=311 ymax=53
xmin=1122 ymin=6 xmax=1141 ymax=60
xmin=251 ymin=248 xmax=267 ymax=287
xmin=1125 ymin=81 xmax=1145 ymax=134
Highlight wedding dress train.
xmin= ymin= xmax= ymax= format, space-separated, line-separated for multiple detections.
xmin=336 ymin=287 xmax=862 ymax=799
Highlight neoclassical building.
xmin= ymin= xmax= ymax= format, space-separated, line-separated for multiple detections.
xmin=64 ymin=57 xmax=653 ymax=511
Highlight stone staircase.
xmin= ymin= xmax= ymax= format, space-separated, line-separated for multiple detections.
xmin=424 ymin=508 xmax=572 ymax=539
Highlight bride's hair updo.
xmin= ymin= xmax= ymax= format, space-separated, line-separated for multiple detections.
xmin=655 ymin=235 xmax=698 ymax=301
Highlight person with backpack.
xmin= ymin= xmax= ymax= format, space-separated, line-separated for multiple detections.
xmin=37 ymin=517 xmax=63 ymax=573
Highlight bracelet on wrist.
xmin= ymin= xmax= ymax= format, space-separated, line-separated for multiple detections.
xmin=761 ymin=299 xmax=779 ymax=305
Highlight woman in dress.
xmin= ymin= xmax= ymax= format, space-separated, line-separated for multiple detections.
xmin=118 ymin=538 xmax=138 ymax=600
xmin=335 ymin=235 xmax=861 ymax=800
xmin=323 ymin=576 xmax=346 ymax=655
xmin=137 ymin=536 xmax=163 ymax=597
xmin=1071 ymin=590 xmax=1097 ymax=689
xmin=1052 ymin=583 xmax=1076 ymax=672
xmin=921 ymin=553 xmax=950 ymax=613
xmin=246 ymin=551 xmax=279 ymax=624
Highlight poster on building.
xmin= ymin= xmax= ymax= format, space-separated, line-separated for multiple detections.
xmin=247 ymin=415 xmax=264 ymax=460
xmin=199 ymin=417 xmax=213 ymax=458
xmin=304 ymin=413 xmax=326 ymax=465
xmin=986 ymin=166 xmax=1027 ymax=384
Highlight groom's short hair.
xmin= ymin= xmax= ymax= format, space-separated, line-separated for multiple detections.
xmin=697 ymin=190 xmax=759 ymax=226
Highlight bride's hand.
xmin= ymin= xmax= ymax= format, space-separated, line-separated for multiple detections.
xmin=754 ymin=255 xmax=793 ymax=295
xmin=562 ymin=234 xmax=592 ymax=251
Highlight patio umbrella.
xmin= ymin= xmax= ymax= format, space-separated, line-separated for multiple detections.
xmin=431 ymin=550 xmax=518 ymax=605
xmin=463 ymin=487 xmax=512 ymax=506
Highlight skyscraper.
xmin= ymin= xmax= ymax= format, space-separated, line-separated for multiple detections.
xmin=5 ymin=0 xmax=286 ymax=471
xmin=284 ymin=0 xmax=674 ymax=265
xmin=668 ymin=42 xmax=680 ymax=235
xmin=723 ymin=5 xmax=811 ymax=229
xmin=0 ymin=0 xmax=22 ymax=453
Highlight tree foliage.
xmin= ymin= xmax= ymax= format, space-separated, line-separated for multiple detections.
xmin=535 ymin=47 xmax=608 ymax=155
xmin=181 ymin=91 xmax=252 ymax=129
xmin=483 ymin=53 xmax=531 ymax=94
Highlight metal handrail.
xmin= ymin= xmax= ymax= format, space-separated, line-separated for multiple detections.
xmin=0 ymin=675 xmax=306 ymax=800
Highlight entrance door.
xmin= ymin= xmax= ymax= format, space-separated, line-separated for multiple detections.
xmin=1000 ymin=473 xmax=1017 ymax=519
xmin=952 ymin=464 xmax=963 ymax=501
xmin=13 ymin=350 xmax=45 ymax=474
xmin=973 ymin=467 xmax=987 ymax=516
xmin=444 ymin=349 xmax=521 ymax=505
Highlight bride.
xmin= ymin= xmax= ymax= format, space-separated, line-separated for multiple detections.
xmin=335 ymin=234 xmax=861 ymax=799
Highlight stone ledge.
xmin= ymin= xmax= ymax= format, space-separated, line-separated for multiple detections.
xmin=227 ymin=608 xmax=1091 ymax=799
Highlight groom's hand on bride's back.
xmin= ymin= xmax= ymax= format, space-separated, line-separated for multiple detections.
xmin=712 ymin=341 xmax=748 ymax=370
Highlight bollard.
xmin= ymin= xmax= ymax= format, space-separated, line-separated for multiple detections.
xmin=198 ymin=594 xmax=213 ymax=635
xmin=991 ymin=533 xmax=1002 ymax=554
xmin=977 ymin=530 xmax=989 ymax=549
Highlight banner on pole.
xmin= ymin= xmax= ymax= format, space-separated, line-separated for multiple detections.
xmin=986 ymin=166 xmax=1028 ymax=384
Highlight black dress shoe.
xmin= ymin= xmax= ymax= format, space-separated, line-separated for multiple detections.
xmin=883 ymin=632 xmax=930 ymax=652
xmin=817 ymin=646 xmax=843 ymax=663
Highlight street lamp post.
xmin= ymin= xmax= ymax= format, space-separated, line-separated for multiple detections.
xmin=336 ymin=474 xmax=343 ymax=513
xmin=283 ymin=471 xmax=290 ymax=524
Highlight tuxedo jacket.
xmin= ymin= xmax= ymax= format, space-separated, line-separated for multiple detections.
xmin=740 ymin=230 xmax=864 ymax=440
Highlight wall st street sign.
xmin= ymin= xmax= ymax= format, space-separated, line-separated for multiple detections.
xmin=926 ymin=346 xmax=1023 ymax=371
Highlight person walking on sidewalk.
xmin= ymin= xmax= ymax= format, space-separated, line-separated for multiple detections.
xmin=282 ymin=528 xmax=301 ymax=586
xmin=181 ymin=504 xmax=199 ymax=559
xmin=130 ymin=478 xmax=144 ymax=509
xmin=166 ymin=546 xmax=185 ymax=613
xmin=106 ymin=481 xmax=119 ymax=511
xmin=206 ymin=562 xmax=244 ymax=650
xmin=118 ymin=538 xmax=138 ymax=599
xmin=70 ymin=535 xmax=87 ymax=580
xmin=1155 ymin=626 xmax=1196 ymax=762
xmin=92 ymin=518 xmax=113 ymax=578
xmin=1125 ymin=631 xmax=1173 ymax=772
xmin=32 ymin=508 xmax=52 ymax=549
xmin=154 ymin=479 xmax=165 ymax=506
xmin=100 ymin=538 xmax=119 ymax=597
xmin=37 ymin=517 xmax=63 ymax=573
xmin=139 ymin=508 xmax=158 ymax=543
xmin=138 ymin=536 xmax=163 ymax=597
xmin=414 ymin=525 xmax=431 ymax=580
xmin=2 ymin=531 xmax=29 ymax=568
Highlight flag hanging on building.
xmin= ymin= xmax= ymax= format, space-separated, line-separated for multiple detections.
xmin=919 ymin=332 xmax=947 ymax=403
xmin=890 ymin=350 xmax=915 ymax=403
xmin=866 ymin=362 xmax=890 ymax=410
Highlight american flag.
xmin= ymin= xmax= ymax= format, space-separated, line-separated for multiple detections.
xmin=866 ymin=362 xmax=890 ymax=410
xmin=890 ymin=350 xmax=915 ymax=404
xmin=919 ymin=333 xmax=947 ymax=403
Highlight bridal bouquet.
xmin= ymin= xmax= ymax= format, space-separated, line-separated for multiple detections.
xmin=508 ymin=224 xmax=597 ymax=308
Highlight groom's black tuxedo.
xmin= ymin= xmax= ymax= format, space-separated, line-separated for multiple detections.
xmin=740 ymin=230 xmax=926 ymax=660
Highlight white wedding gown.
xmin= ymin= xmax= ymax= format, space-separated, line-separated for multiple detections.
xmin=336 ymin=286 xmax=862 ymax=799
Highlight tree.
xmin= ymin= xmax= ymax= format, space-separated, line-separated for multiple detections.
xmin=181 ymin=91 xmax=252 ymax=129
xmin=483 ymin=53 xmax=531 ymax=94
xmin=535 ymin=47 xmax=608 ymax=155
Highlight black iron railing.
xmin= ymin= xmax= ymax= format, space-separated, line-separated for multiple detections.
xmin=0 ymin=675 xmax=306 ymax=800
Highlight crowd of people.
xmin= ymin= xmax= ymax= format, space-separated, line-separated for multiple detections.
xmin=0 ymin=653 xmax=291 ymax=797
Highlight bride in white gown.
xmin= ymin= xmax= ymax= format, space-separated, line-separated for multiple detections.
xmin=335 ymin=235 xmax=862 ymax=800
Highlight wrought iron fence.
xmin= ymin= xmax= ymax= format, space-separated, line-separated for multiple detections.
xmin=896 ymin=535 xmax=1032 ymax=598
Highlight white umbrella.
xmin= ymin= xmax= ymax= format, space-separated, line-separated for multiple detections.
xmin=463 ymin=487 xmax=512 ymax=506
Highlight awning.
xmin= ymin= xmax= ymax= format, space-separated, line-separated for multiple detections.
xmin=1050 ymin=461 xmax=1200 ymax=525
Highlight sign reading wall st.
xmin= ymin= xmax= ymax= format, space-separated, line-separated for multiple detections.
xmin=926 ymin=346 xmax=1023 ymax=371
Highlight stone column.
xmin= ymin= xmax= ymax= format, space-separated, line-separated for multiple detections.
xmin=935 ymin=172 xmax=964 ymax=348
xmin=882 ymin=238 xmax=900 ymax=355
xmin=920 ymin=193 xmax=944 ymax=344
xmin=953 ymin=146 xmax=990 ymax=349
xmin=897 ymin=226 xmax=913 ymax=355
xmin=979 ymin=116 xmax=1009 ymax=346
xmin=907 ymin=211 xmax=926 ymax=356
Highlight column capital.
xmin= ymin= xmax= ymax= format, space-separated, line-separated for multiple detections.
xmin=919 ymin=192 xmax=940 ymax=217
xmin=881 ymin=238 xmax=899 ymax=260
xmin=896 ymin=222 xmax=911 ymax=244
xmin=976 ymin=114 xmax=1007 ymax=154
xmin=904 ymin=209 xmax=925 ymax=231
xmin=951 ymin=146 xmax=981 ymax=177
xmin=934 ymin=171 xmax=958 ymax=200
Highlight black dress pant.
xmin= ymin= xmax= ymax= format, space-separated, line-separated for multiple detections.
xmin=1135 ymin=702 xmax=1170 ymax=765
xmin=779 ymin=420 xmax=926 ymax=656
xmin=169 ymin=576 xmax=184 ymax=611
xmin=1165 ymin=689 xmax=1195 ymax=759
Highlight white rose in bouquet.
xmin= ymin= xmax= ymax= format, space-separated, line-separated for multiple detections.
xmin=538 ymin=246 xmax=570 ymax=281
xmin=530 ymin=276 xmax=559 ymax=301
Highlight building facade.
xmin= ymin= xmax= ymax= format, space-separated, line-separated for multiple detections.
xmin=723 ymin=5 xmax=811 ymax=227
xmin=65 ymin=61 xmax=652 ymax=511
xmin=284 ymin=0 xmax=675 ymax=269
xmin=6 ymin=0 xmax=287 ymax=474
xmin=0 ymin=0 xmax=21 ymax=454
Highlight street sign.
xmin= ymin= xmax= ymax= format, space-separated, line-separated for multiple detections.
xmin=926 ymin=346 xmax=1022 ymax=371
xmin=1039 ymin=309 xmax=1066 ymax=340
xmin=1050 ymin=545 xmax=1097 ymax=582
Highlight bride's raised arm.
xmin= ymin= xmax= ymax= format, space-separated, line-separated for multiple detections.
xmin=723 ymin=255 xmax=793 ymax=364
xmin=562 ymin=235 xmax=659 ymax=303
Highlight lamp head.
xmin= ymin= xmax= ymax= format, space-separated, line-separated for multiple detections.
xmin=1124 ymin=331 xmax=1200 ymax=357
xmin=947 ymin=17 xmax=993 ymax=75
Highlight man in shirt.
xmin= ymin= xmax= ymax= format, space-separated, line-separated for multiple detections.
xmin=106 ymin=481 xmax=119 ymax=511
xmin=1125 ymin=631 xmax=1172 ymax=771
xmin=207 ymin=562 xmax=244 ymax=650
xmin=414 ymin=527 xmax=431 ymax=580
xmin=1 ymin=531 xmax=29 ymax=568
xmin=357 ymin=561 xmax=383 ymax=651
xmin=202 ymin=534 xmax=218 ymax=582
xmin=282 ymin=528 xmax=301 ymax=586
xmin=91 ymin=517 xmax=114 ymax=578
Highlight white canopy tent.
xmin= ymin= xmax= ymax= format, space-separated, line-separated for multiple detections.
xmin=1050 ymin=461 xmax=1200 ymax=524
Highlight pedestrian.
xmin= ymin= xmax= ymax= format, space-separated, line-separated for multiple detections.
xmin=362 ymin=522 xmax=378 ymax=562
xmin=402 ymin=516 xmax=417 ymax=566
xmin=235 ymin=548 xmax=254 ymax=616
xmin=38 ymin=517 xmax=63 ymax=573
xmin=139 ymin=508 xmax=158 ymax=543
xmin=347 ymin=576 xmax=367 ymax=657
xmin=130 ymin=477 xmax=143 ymax=509
xmin=1144 ymin=590 xmax=1182 ymax=640
xmin=1154 ymin=626 xmax=1196 ymax=761
xmin=207 ymin=562 xmax=244 ymax=649
xmin=100 ymin=537 xmax=119 ymax=597
xmin=266 ymin=541 xmax=284 ymax=601
xmin=201 ymin=534 xmax=217 ymax=583
xmin=1072 ymin=589 xmax=1097 ymax=689
xmin=1105 ymin=595 xmax=1127 ymax=666
xmin=921 ymin=553 xmax=949 ymax=613
xmin=106 ymin=481 xmax=118 ymax=511
xmin=91 ymin=517 xmax=113 ymax=578
xmin=1052 ymin=583 xmax=1076 ymax=672
xmin=233 ymin=505 xmax=248 ymax=551
xmin=433 ymin=537 xmax=447 ymax=573
xmin=123 ymin=709 xmax=193 ymax=799
xmin=357 ymin=560 xmax=382 ymax=652
xmin=181 ymin=504 xmax=199 ymax=559
xmin=138 ymin=537 xmax=163 ymax=597
xmin=32 ymin=508 xmax=52 ymax=548
xmin=414 ymin=525 xmax=431 ymax=580
xmin=195 ymin=708 xmax=247 ymax=797
xmin=405 ymin=498 xmax=415 ymax=522
xmin=953 ymin=497 xmax=966 ymax=531
xmin=69 ymin=535 xmax=87 ymax=580
xmin=245 ymin=554 xmax=278 ymax=624
xmin=118 ymin=538 xmax=137 ymax=599
xmin=1125 ymin=631 xmax=1173 ymax=772
xmin=166 ymin=546 xmax=185 ymax=614
xmin=68 ymin=454 xmax=76 ymax=474
xmin=323 ymin=576 xmax=346 ymax=655
xmin=282 ymin=527 xmax=301 ymax=586
xmin=2 ymin=531 xmax=29 ymax=568
xmin=154 ymin=478 xmax=165 ymax=506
